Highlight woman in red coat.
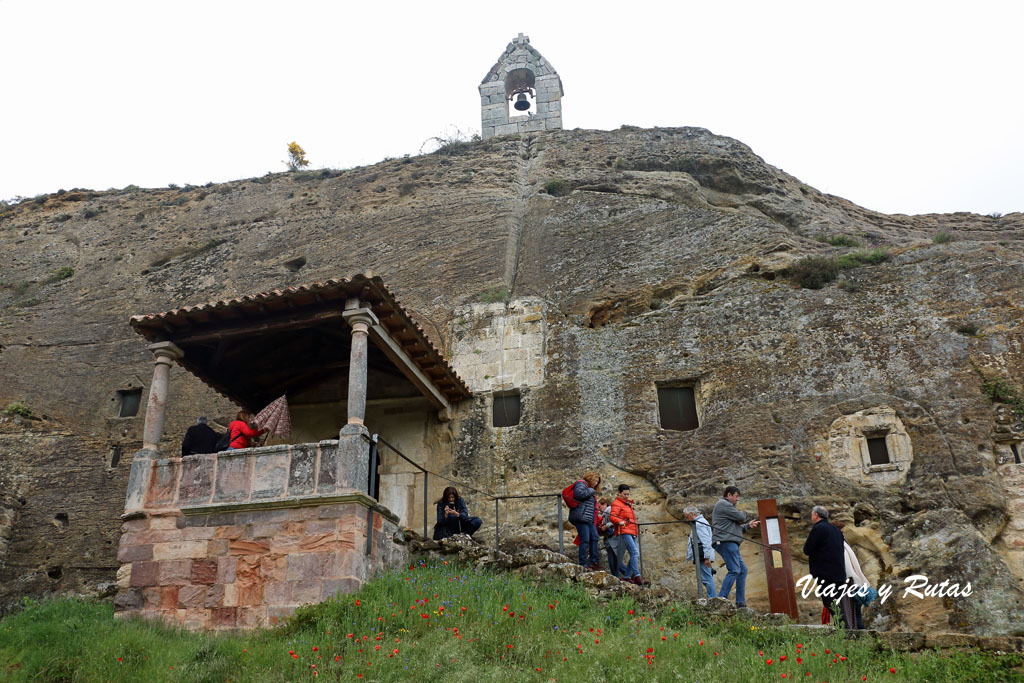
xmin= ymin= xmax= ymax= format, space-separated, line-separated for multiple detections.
xmin=228 ymin=411 xmax=265 ymax=449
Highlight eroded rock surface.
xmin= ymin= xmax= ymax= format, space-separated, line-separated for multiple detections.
xmin=1 ymin=127 xmax=1022 ymax=633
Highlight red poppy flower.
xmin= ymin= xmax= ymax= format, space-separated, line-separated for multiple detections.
xmin=889 ymin=668 xmax=896 ymax=674
xmin=767 ymin=659 xmax=774 ymax=665
xmin=780 ymin=655 xmax=786 ymax=661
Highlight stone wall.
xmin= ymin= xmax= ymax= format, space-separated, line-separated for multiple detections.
xmin=114 ymin=499 xmax=405 ymax=629
xmin=480 ymin=34 xmax=563 ymax=139
xmin=114 ymin=436 xmax=408 ymax=628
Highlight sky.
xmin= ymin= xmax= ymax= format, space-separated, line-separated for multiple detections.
xmin=1 ymin=0 xmax=1022 ymax=216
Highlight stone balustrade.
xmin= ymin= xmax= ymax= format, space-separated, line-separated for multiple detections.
xmin=114 ymin=440 xmax=406 ymax=629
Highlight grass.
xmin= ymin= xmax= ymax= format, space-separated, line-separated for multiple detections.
xmin=3 ymin=401 xmax=32 ymax=418
xmin=784 ymin=250 xmax=890 ymax=289
xmin=44 ymin=266 xmax=74 ymax=284
xmin=982 ymin=376 xmax=1024 ymax=417
xmin=543 ymin=178 xmax=570 ymax=197
xmin=933 ymin=230 xmax=955 ymax=244
xmin=0 ymin=562 xmax=1018 ymax=682
xmin=815 ymin=233 xmax=860 ymax=247
xmin=480 ymin=286 xmax=510 ymax=304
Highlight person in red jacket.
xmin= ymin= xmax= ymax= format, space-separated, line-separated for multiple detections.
xmin=228 ymin=410 xmax=265 ymax=449
xmin=609 ymin=484 xmax=644 ymax=585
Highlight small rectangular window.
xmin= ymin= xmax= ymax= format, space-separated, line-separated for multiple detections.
xmin=492 ymin=392 xmax=520 ymax=428
xmin=117 ymin=388 xmax=142 ymax=417
xmin=866 ymin=437 xmax=890 ymax=465
xmin=658 ymin=386 xmax=699 ymax=432
xmin=1012 ymin=442 xmax=1021 ymax=465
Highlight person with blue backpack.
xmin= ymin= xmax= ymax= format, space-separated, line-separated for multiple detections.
xmin=565 ymin=472 xmax=602 ymax=570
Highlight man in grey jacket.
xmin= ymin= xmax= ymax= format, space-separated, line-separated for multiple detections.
xmin=684 ymin=505 xmax=716 ymax=598
xmin=712 ymin=486 xmax=760 ymax=607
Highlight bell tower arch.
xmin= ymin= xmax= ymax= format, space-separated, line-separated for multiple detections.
xmin=480 ymin=33 xmax=564 ymax=139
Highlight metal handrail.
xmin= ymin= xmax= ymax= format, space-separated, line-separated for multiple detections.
xmin=362 ymin=434 xmax=565 ymax=555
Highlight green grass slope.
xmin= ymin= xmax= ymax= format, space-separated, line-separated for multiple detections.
xmin=1 ymin=560 xmax=1019 ymax=682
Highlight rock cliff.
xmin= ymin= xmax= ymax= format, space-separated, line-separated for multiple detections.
xmin=1 ymin=127 xmax=1022 ymax=633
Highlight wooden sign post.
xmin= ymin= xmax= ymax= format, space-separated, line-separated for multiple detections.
xmin=757 ymin=498 xmax=798 ymax=619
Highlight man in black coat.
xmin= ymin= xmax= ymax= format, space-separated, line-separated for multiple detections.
xmin=181 ymin=417 xmax=220 ymax=456
xmin=802 ymin=505 xmax=854 ymax=628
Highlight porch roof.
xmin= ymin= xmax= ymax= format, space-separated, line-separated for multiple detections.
xmin=129 ymin=274 xmax=471 ymax=411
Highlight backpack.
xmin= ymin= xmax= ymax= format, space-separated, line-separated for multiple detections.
xmin=214 ymin=430 xmax=232 ymax=452
xmin=562 ymin=480 xmax=584 ymax=509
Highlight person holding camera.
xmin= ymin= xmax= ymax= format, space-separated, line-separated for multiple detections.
xmin=432 ymin=486 xmax=483 ymax=541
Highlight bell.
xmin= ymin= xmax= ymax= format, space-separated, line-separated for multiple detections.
xmin=513 ymin=93 xmax=530 ymax=111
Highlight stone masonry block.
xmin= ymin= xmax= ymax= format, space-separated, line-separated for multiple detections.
xmin=190 ymin=559 xmax=218 ymax=585
xmin=289 ymin=580 xmax=322 ymax=604
xmin=286 ymin=552 xmax=333 ymax=581
xmin=223 ymin=583 xmax=238 ymax=607
xmin=263 ymin=581 xmax=291 ymax=606
xmin=116 ymin=564 xmax=131 ymax=590
xmin=149 ymin=515 xmax=180 ymax=531
xmin=129 ymin=561 xmax=159 ymax=587
xmin=214 ymin=453 xmax=252 ymax=503
xmin=288 ymin=447 xmax=316 ymax=496
xmin=207 ymin=539 xmax=229 ymax=556
xmin=217 ymin=557 xmax=237 ymax=584
xmin=177 ymin=585 xmax=206 ymax=609
xmin=158 ymin=559 xmax=192 ymax=586
xmin=252 ymin=453 xmax=289 ymax=499
xmin=179 ymin=455 xmax=214 ymax=504
xmin=179 ymin=526 xmax=217 ymax=541
xmin=322 ymin=578 xmax=361 ymax=599
xmin=333 ymin=549 xmax=366 ymax=578
xmin=152 ymin=541 xmax=207 ymax=561
xmin=300 ymin=533 xmax=336 ymax=552
xmin=203 ymin=584 xmax=225 ymax=608
xmin=229 ymin=538 xmax=270 ymax=555
xmin=211 ymin=607 xmax=237 ymax=628
xmin=118 ymin=543 xmax=153 ymax=563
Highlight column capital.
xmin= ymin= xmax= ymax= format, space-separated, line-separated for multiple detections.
xmin=148 ymin=341 xmax=184 ymax=361
xmin=342 ymin=308 xmax=379 ymax=332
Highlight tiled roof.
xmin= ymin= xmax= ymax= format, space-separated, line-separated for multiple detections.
xmin=130 ymin=273 xmax=471 ymax=404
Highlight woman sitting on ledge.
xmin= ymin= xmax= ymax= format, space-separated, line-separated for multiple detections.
xmin=432 ymin=486 xmax=483 ymax=540
xmin=228 ymin=411 xmax=265 ymax=450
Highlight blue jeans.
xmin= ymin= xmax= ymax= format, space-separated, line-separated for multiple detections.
xmin=696 ymin=560 xmax=716 ymax=598
xmin=716 ymin=542 xmax=747 ymax=605
xmin=620 ymin=534 xmax=640 ymax=578
xmin=573 ymin=521 xmax=600 ymax=566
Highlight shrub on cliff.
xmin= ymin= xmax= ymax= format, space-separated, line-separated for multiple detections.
xmin=783 ymin=256 xmax=840 ymax=289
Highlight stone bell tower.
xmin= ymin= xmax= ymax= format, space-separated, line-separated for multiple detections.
xmin=480 ymin=33 xmax=564 ymax=139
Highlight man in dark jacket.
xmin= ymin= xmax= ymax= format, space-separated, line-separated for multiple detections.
xmin=181 ymin=417 xmax=219 ymax=456
xmin=802 ymin=505 xmax=853 ymax=628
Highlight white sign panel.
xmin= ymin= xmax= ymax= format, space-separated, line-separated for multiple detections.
xmin=766 ymin=517 xmax=782 ymax=546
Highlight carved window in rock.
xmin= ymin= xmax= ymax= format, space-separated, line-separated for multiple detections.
xmin=1012 ymin=442 xmax=1021 ymax=465
xmin=117 ymin=388 xmax=142 ymax=417
xmin=492 ymin=391 xmax=521 ymax=428
xmin=866 ymin=436 xmax=891 ymax=465
xmin=658 ymin=384 xmax=700 ymax=432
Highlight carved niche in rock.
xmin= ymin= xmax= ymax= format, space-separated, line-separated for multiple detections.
xmin=826 ymin=406 xmax=913 ymax=486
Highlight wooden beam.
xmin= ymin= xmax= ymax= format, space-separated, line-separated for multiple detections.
xmin=172 ymin=309 xmax=347 ymax=345
xmin=366 ymin=323 xmax=452 ymax=413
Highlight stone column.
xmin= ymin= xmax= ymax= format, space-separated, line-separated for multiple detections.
xmin=125 ymin=341 xmax=183 ymax=512
xmin=142 ymin=342 xmax=184 ymax=450
xmin=342 ymin=308 xmax=378 ymax=427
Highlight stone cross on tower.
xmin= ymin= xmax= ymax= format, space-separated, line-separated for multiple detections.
xmin=479 ymin=33 xmax=564 ymax=139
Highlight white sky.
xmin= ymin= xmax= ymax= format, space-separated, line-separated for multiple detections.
xmin=1 ymin=0 xmax=1021 ymax=215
